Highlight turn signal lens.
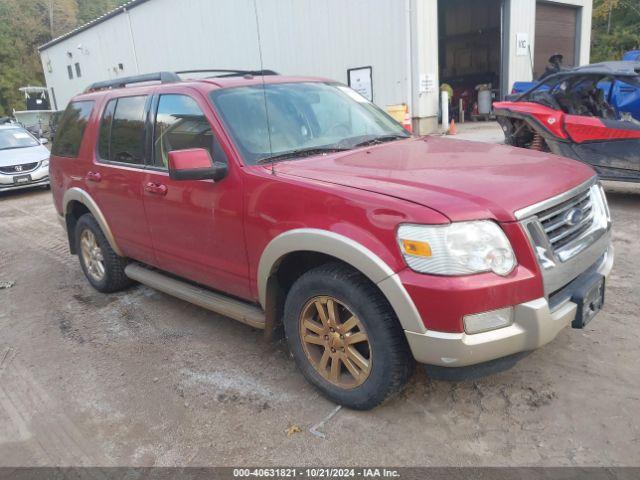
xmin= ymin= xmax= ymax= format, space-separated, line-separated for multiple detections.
xmin=401 ymin=239 xmax=432 ymax=257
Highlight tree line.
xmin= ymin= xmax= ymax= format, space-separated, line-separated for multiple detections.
xmin=592 ymin=0 xmax=640 ymax=61
xmin=0 ymin=0 xmax=126 ymax=116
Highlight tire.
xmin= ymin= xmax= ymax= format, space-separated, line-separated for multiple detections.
xmin=75 ymin=213 xmax=132 ymax=293
xmin=283 ymin=262 xmax=415 ymax=410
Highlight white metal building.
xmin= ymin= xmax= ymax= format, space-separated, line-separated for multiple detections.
xmin=39 ymin=0 xmax=593 ymax=134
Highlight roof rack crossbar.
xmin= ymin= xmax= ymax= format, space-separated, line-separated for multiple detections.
xmin=176 ymin=69 xmax=279 ymax=78
xmin=85 ymin=71 xmax=180 ymax=92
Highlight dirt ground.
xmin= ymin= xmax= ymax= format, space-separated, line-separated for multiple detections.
xmin=1 ymin=161 xmax=639 ymax=466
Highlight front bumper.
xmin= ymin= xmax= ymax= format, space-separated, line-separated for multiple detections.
xmin=406 ymin=244 xmax=614 ymax=367
xmin=0 ymin=164 xmax=49 ymax=192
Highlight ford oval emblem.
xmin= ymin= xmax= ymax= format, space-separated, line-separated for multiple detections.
xmin=565 ymin=207 xmax=584 ymax=226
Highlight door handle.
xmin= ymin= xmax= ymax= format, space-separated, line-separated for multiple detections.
xmin=86 ymin=171 xmax=101 ymax=182
xmin=144 ymin=182 xmax=168 ymax=196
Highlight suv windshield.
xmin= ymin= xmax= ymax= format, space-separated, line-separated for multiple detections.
xmin=0 ymin=128 xmax=39 ymax=150
xmin=210 ymin=82 xmax=409 ymax=165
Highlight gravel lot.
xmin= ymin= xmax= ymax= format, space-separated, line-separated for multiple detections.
xmin=1 ymin=163 xmax=639 ymax=466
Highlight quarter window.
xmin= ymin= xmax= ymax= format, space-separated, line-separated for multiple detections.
xmin=51 ymin=100 xmax=94 ymax=158
xmin=153 ymin=94 xmax=214 ymax=168
xmin=98 ymin=95 xmax=147 ymax=165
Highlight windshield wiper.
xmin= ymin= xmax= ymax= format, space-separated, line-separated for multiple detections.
xmin=0 ymin=144 xmax=38 ymax=151
xmin=351 ymin=134 xmax=409 ymax=148
xmin=256 ymin=147 xmax=350 ymax=165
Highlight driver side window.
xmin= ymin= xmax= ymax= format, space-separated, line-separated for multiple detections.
xmin=153 ymin=94 xmax=215 ymax=168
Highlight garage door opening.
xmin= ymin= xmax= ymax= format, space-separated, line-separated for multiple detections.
xmin=534 ymin=2 xmax=579 ymax=78
xmin=438 ymin=0 xmax=505 ymax=122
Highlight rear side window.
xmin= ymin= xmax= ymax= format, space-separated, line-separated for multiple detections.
xmin=98 ymin=99 xmax=116 ymax=160
xmin=51 ymin=101 xmax=94 ymax=158
xmin=152 ymin=94 xmax=214 ymax=168
xmin=98 ymin=95 xmax=147 ymax=165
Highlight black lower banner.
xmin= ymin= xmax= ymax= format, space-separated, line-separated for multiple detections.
xmin=0 ymin=468 xmax=639 ymax=480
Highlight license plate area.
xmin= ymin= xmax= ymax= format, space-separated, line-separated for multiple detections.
xmin=13 ymin=174 xmax=32 ymax=184
xmin=571 ymin=273 xmax=605 ymax=328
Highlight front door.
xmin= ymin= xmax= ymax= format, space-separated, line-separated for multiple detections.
xmin=141 ymin=90 xmax=251 ymax=300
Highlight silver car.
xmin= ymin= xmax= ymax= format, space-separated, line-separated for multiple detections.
xmin=0 ymin=124 xmax=51 ymax=192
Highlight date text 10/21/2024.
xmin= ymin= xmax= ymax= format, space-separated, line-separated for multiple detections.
xmin=232 ymin=468 xmax=401 ymax=478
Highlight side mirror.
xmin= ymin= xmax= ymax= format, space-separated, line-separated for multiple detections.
xmin=40 ymin=138 xmax=49 ymax=145
xmin=167 ymin=148 xmax=227 ymax=182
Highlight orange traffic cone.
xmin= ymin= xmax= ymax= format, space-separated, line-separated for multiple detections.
xmin=403 ymin=106 xmax=413 ymax=133
xmin=448 ymin=119 xmax=457 ymax=135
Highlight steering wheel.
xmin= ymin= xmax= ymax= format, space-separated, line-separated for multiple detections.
xmin=326 ymin=122 xmax=351 ymax=137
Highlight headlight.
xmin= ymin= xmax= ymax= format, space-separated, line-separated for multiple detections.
xmin=397 ymin=221 xmax=516 ymax=276
xmin=41 ymin=159 xmax=49 ymax=168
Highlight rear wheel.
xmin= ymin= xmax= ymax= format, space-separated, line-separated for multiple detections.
xmin=75 ymin=214 xmax=132 ymax=293
xmin=283 ymin=263 xmax=414 ymax=410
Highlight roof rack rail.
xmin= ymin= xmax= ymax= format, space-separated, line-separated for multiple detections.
xmin=85 ymin=71 xmax=181 ymax=92
xmin=176 ymin=69 xmax=279 ymax=78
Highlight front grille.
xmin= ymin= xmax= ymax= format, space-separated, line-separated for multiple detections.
xmin=0 ymin=162 xmax=39 ymax=174
xmin=518 ymin=179 xmax=611 ymax=295
xmin=537 ymin=188 xmax=595 ymax=252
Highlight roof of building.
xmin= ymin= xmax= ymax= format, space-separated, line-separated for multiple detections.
xmin=39 ymin=0 xmax=152 ymax=51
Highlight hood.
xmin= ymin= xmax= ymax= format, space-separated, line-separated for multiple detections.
xmin=273 ymin=136 xmax=595 ymax=222
xmin=0 ymin=144 xmax=50 ymax=167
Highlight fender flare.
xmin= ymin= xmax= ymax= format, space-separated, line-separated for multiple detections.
xmin=257 ymin=229 xmax=427 ymax=334
xmin=62 ymin=187 xmax=124 ymax=256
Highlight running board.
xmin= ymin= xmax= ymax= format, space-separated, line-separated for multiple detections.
xmin=124 ymin=263 xmax=266 ymax=329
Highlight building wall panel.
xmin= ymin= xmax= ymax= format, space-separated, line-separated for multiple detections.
xmin=41 ymin=0 xmax=409 ymax=110
xmin=40 ymin=0 xmax=593 ymax=133
xmin=40 ymin=14 xmax=138 ymax=109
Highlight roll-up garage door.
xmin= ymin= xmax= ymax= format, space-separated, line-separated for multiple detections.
xmin=534 ymin=3 xmax=578 ymax=77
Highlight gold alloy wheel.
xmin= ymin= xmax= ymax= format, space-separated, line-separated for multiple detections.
xmin=80 ymin=229 xmax=105 ymax=282
xmin=299 ymin=296 xmax=372 ymax=389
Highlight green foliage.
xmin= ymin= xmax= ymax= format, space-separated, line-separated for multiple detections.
xmin=77 ymin=0 xmax=124 ymax=25
xmin=592 ymin=0 xmax=640 ymax=62
xmin=0 ymin=0 xmax=125 ymax=116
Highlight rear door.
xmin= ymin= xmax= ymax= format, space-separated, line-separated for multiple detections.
xmin=86 ymin=94 xmax=155 ymax=264
xmin=141 ymin=88 xmax=251 ymax=300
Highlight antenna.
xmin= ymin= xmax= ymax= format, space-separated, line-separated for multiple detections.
xmin=252 ymin=0 xmax=275 ymax=175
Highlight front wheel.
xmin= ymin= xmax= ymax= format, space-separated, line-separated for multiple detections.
xmin=283 ymin=263 xmax=414 ymax=410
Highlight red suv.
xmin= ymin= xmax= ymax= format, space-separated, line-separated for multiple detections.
xmin=50 ymin=70 xmax=613 ymax=409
